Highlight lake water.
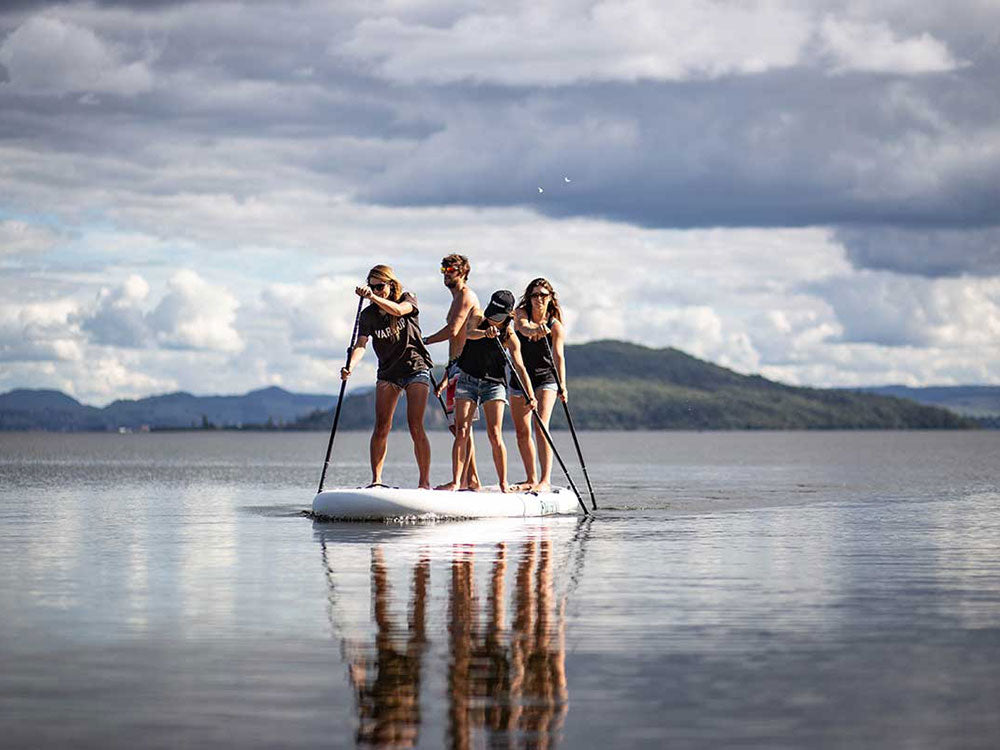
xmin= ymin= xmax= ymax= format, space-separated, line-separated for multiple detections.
xmin=1 ymin=430 xmax=999 ymax=748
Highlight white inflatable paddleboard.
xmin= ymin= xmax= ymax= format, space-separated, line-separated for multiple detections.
xmin=313 ymin=485 xmax=581 ymax=520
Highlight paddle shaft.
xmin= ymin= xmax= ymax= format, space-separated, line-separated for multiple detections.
xmin=495 ymin=337 xmax=590 ymax=516
xmin=542 ymin=336 xmax=597 ymax=510
xmin=317 ymin=295 xmax=365 ymax=493
xmin=426 ymin=368 xmax=450 ymax=422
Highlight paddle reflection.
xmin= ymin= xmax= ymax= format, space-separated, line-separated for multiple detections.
xmin=322 ymin=528 xmax=578 ymax=749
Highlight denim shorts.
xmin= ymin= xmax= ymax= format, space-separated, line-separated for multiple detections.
xmin=510 ymin=380 xmax=559 ymax=399
xmin=454 ymin=370 xmax=507 ymax=405
xmin=445 ymin=363 xmax=479 ymax=424
xmin=380 ymin=369 xmax=431 ymax=390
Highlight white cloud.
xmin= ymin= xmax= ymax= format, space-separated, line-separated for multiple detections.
xmin=814 ymin=271 xmax=1000 ymax=348
xmin=0 ymin=15 xmax=154 ymax=96
xmin=67 ymin=356 xmax=177 ymax=404
xmin=147 ymin=270 xmax=244 ymax=353
xmin=0 ymin=298 xmax=84 ymax=363
xmin=819 ymin=16 xmax=963 ymax=75
xmin=340 ymin=1 xmax=813 ymax=85
xmin=0 ymin=220 xmax=62 ymax=256
xmin=79 ymin=274 xmax=152 ymax=348
xmin=340 ymin=2 xmax=967 ymax=86
xmin=761 ymin=341 xmax=1000 ymax=388
xmin=636 ymin=304 xmax=762 ymax=373
xmin=260 ymin=275 xmax=366 ymax=357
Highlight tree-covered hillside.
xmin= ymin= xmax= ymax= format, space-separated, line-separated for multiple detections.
xmin=293 ymin=341 xmax=974 ymax=431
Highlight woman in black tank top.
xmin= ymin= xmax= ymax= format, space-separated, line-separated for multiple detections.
xmin=510 ymin=278 xmax=567 ymax=493
xmin=443 ymin=290 xmax=536 ymax=494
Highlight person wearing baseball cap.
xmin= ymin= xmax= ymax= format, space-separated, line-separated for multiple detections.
xmin=437 ymin=289 xmax=536 ymax=493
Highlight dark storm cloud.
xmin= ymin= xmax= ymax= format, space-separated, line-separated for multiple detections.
xmin=360 ymin=65 xmax=1000 ymax=232
xmin=836 ymin=227 xmax=1000 ymax=278
xmin=2 ymin=0 xmax=998 ymax=278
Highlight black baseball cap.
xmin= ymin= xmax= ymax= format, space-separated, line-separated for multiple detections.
xmin=483 ymin=289 xmax=515 ymax=321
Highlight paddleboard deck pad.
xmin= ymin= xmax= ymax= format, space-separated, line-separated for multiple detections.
xmin=313 ymin=485 xmax=580 ymax=520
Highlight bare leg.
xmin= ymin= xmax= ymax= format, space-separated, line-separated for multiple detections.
xmin=460 ymin=428 xmax=480 ymax=490
xmin=437 ymin=398 xmax=477 ymax=490
xmin=370 ymin=381 xmax=402 ymax=486
xmin=482 ymin=399 xmax=508 ymax=492
xmin=405 ymin=381 xmax=431 ymax=489
xmin=533 ymin=389 xmax=558 ymax=492
xmin=510 ymin=393 xmax=537 ymax=490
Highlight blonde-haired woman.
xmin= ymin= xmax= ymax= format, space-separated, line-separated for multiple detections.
xmin=341 ymin=265 xmax=433 ymax=488
xmin=510 ymin=278 xmax=567 ymax=492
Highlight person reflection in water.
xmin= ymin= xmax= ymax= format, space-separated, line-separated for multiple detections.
xmin=334 ymin=536 xmax=568 ymax=749
xmin=345 ymin=548 xmax=428 ymax=747
xmin=448 ymin=538 xmax=568 ymax=749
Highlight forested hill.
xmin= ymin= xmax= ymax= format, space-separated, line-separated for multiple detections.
xmin=0 ymin=341 xmax=977 ymax=431
xmin=294 ymin=340 xmax=975 ymax=431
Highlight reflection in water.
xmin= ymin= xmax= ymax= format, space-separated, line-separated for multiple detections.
xmin=319 ymin=522 xmax=588 ymax=749
xmin=350 ymin=548 xmax=429 ymax=747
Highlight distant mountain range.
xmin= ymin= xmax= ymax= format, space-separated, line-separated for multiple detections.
xmin=856 ymin=385 xmax=1000 ymax=419
xmin=1 ymin=341 xmax=988 ymax=431
xmin=0 ymin=386 xmax=331 ymax=431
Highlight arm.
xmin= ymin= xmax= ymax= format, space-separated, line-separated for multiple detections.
xmin=550 ymin=319 xmax=568 ymax=402
xmin=464 ymin=310 xmax=489 ymax=340
xmin=514 ymin=309 xmax=550 ymax=341
xmin=340 ymin=335 xmax=369 ymax=380
xmin=356 ymin=286 xmax=414 ymax=318
xmin=505 ymin=330 xmax=536 ymax=408
xmin=424 ymin=290 xmax=474 ymax=345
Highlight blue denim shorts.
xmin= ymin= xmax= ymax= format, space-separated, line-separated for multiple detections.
xmin=510 ymin=380 xmax=559 ymax=398
xmin=454 ymin=370 xmax=507 ymax=405
xmin=380 ymin=369 xmax=431 ymax=390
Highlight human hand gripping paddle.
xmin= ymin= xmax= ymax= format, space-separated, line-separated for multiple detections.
xmin=317 ymin=295 xmax=365 ymax=493
xmin=494 ymin=337 xmax=591 ymax=516
xmin=542 ymin=336 xmax=597 ymax=510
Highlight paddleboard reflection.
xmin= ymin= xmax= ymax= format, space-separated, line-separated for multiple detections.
xmin=314 ymin=518 xmax=591 ymax=748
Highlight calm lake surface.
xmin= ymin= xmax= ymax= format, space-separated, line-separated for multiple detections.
xmin=1 ymin=430 xmax=999 ymax=748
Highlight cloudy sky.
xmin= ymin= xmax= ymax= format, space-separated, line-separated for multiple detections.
xmin=1 ymin=0 xmax=998 ymax=405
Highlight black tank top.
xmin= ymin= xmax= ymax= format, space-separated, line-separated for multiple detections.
xmin=515 ymin=329 xmax=558 ymax=388
xmin=456 ymin=323 xmax=509 ymax=383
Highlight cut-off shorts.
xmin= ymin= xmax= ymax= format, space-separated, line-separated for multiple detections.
xmin=445 ymin=362 xmax=479 ymax=425
xmin=510 ymin=380 xmax=559 ymax=399
xmin=379 ymin=369 xmax=431 ymax=390
xmin=454 ymin=369 xmax=507 ymax=406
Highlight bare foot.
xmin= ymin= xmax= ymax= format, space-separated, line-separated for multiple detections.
xmin=499 ymin=483 xmax=511 ymax=494
xmin=531 ymin=481 xmax=551 ymax=493
xmin=418 ymin=483 xmax=431 ymax=490
xmin=434 ymin=481 xmax=458 ymax=491
xmin=509 ymin=480 xmax=535 ymax=492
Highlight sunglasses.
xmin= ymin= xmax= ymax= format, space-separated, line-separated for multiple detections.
xmin=530 ymin=291 xmax=551 ymax=299
xmin=368 ymin=281 xmax=388 ymax=291
xmin=440 ymin=266 xmax=459 ymax=274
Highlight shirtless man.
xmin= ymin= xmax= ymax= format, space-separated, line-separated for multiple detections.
xmin=422 ymin=253 xmax=481 ymax=490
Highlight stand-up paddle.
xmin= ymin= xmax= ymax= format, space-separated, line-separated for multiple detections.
xmin=317 ymin=296 xmax=365 ymax=493
xmin=427 ymin=368 xmax=450 ymax=424
xmin=542 ymin=336 xmax=597 ymax=510
xmin=495 ymin=338 xmax=590 ymax=516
